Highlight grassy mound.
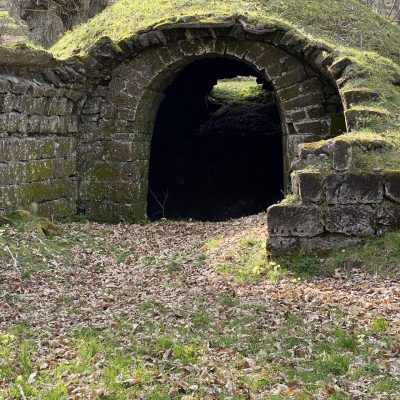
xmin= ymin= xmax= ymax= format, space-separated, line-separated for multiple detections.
xmin=50 ymin=0 xmax=400 ymax=63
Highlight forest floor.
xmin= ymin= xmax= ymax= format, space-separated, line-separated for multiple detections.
xmin=1 ymin=213 xmax=400 ymax=399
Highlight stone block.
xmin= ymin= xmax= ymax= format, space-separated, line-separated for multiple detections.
xmin=0 ymin=93 xmax=17 ymax=112
xmin=10 ymin=78 xmax=30 ymax=95
xmin=345 ymin=108 xmax=388 ymax=131
xmin=286 ymin=134 xmax=321 ymax=157
xmin=326 ymin=173 xmax=383 ymax=204
xmin=307 ymin=107 xmax=327 ymax=119
xmin=343 ymin=89 xmax=381 ymax=108
xmin=277 ymin=84 xmax=302 ymax=102
xmin=267 ymin=204 xmax=324 ymax=237
xmin=281 ymin=92 xmax=325 ymax=112
xmin=79 ymin=181 xmax=104 ymax=202
xmin=333 ymin=139 xmax=352 ymax=171
xmin=51 ymin=178 xmax=77 ymax=200
xmin=384 ymin=170 xmax=400 ymax=203
xmin=132 ymin=142 xmax=150 ymax=160
xmin=294 ymin=120 xmax=330 ymax=136
xmin=230 ymin=39 xmax=251 ymax=59
xmin=16 ymin=181 xmax=52 ymax=204
xmin=299 ymin=235 xmax=363 ymax=253
xmin=8 ymin=162 xmax=27 ymax=183
xmin=0 ymin=79 xmax=11 ymax=93
xmin=48 ymin=115 xmax=61 ymax=133
xmin=52 ymin=158 xmax=76 ymax=178
xmin=65 ymin=116 xmax=78 ymax=133
xmin=27 ymin=96 xmax=47 ymax=115
xmin=0 ymin=114 xmax=8 ymax=132
xmin=329 ymin=57 xmax=353 ymax=79
xmin=377 ymin=200 xmax=400 ymax=234
xmin=0 ymin=186 xmax=15 ymax=211
xmin=325 ymin=205 xmax=376 ymax=236
xmin=273 ymin=67 xmax=308 ymax=88
xmin=0 ymin=163 xmax=9 ymax=185
xmin=109 ymin=141 xmax=133 ymax=161
xmin=46 ymin=97 xmax=59 ymax=116
xmin=266 ymin=236 xmax=298 ymax=254
xmin=28 ymin=115 xmax=42 ymax=133
xmin=86 ymin=162 xmax=132 ymax=181
xmin=28 ymin=159 xmax=53 ymax=181
xmin=291 ymin=171 xmax=324 ymax=202
xmin=57 ymin=97 xmax=74 ymax=116
xmin=298 ymin=140 xmax=332 ymax=159
xmin=285 ymin=109 xmax=307 ymax=123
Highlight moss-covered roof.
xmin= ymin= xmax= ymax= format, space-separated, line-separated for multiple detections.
xmin=50 ymin=0 xmax=400 ymax=62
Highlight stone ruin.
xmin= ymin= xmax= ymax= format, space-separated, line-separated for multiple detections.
xmin=0 ymin=17 xmax=399 ymax=253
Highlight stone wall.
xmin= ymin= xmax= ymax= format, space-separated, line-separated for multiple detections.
xmin=0 ymin=19 xmax=396 ymax=253
xmin=0 ymin=49 xmax=82 ymax=218
xmin=267 ymin=138 xmax=400 ymax=253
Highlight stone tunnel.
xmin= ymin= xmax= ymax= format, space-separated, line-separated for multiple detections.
xmin=1 ymin=19 xmax=398 ymax=253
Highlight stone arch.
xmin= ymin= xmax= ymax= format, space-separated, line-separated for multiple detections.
xmin=77 ymin=21 xmax=346 ymax=222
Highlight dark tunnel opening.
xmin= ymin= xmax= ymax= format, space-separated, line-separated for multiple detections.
xmin=147 ymin=58 xmax=284 ymax=222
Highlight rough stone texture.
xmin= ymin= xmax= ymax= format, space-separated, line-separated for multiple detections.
xmin=326 ymin=173 xmax=383 ymax=205
xmin=333 ymin=139 xmax=352 ymax=171
xmin=0 ymin=63 xmax=81 ymax=218
xmin=325 ymin=205 xmax=376 ymax=236
xmin=0 ymin=21 xmax=396 ymax=254
xmin=384 ymin=170 xmax=400 ymax=203
xmin=267 ymin=204 xmax=324 ymax=237
xmin=291 ymin=171 xmax=324 ymax=202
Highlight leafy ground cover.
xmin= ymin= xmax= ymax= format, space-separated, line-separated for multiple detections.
xmin=1 ymin=214 xmax=400 ymax=399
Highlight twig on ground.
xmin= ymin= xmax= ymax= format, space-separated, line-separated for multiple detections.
xmin=149 ymin=188 xmax=169 ymax=218
xmin=17 ymin=384 xmax=27 ymax=400
xmin=5 ymin=245 xmax=18 ymax=268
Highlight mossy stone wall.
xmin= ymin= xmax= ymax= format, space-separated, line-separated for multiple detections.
xmin=0 ymin=53 xmax=83 ymax=218
xmin=0 ymin=20 xmax=396 ymax=253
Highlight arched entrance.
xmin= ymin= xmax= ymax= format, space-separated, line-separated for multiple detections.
xmin=77 ymin=23 xmax=346 ymax=223
xmin=147 ymin=57 xmax=284 ymax=221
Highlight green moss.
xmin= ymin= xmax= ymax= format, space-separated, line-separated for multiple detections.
xmin=50 ymin=0 xmax=400 ymax=63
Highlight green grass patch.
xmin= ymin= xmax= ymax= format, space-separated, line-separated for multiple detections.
xmin=212 ymin=77 xmax=264 ymax=103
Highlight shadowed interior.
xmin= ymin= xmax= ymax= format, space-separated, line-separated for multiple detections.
xmin=147 ymin=58 xmax=284 ymax=221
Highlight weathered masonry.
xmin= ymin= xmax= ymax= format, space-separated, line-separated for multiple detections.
xmin=0 ymin=19 xmax=397 ymax=252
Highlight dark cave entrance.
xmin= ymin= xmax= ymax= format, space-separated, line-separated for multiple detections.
xmin=147 ymin=58 xmax=284 ymax=222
